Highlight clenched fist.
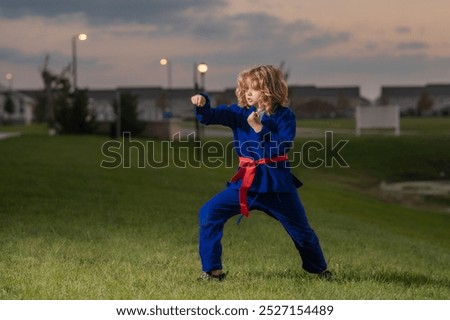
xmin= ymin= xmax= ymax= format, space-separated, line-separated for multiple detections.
xmin=247 ymin=111 xmax=263 ymax=133
xmin=191 ymin=94 xmax=206 ymax=107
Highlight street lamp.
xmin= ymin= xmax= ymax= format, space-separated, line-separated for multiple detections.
xmin=72 ymin=33 xmax=87 ymax=90
xmin=193 ymin=62 xmax=208 ymax=147
xmin=160 ymin=58 xmax=173 ymax=117
xmin=5 ymin=73 xmax=13 ymax=91
xmin=159 ymin=58 xmax=172 ymax=89
xmin=197 ymin=62 xmax=208 ymax=92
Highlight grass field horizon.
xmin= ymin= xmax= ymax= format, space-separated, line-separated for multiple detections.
xmin=0 ymin=118 xmax=449 ymax=299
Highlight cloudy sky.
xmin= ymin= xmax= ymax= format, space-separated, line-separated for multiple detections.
xmin=1 ymin=0 xmax=449 ymax=99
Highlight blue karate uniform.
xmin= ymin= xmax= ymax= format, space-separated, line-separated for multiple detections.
xmin=196 ymin=95 xmax=327 ymax=274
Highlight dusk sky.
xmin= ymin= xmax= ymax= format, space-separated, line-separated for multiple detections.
xmin=1 ymin=0 xmax=449 ymax=99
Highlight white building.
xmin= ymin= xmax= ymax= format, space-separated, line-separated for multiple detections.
xmin=380 ymin=84 xmax=450 ymax=115
xmin=13 ymin=84 xmax=370 ymax=127
xmin=0 ymin=84 xmax=34 ymax=124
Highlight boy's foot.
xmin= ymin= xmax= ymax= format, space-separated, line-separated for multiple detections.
xmin=317 ymin=270 xmax=333 ymax=280
xmin=198 ymin=271 xmax=227 ymax=281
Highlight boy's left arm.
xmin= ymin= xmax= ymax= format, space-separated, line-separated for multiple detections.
xmin=194 ymin=94 xmax=237 ymax=128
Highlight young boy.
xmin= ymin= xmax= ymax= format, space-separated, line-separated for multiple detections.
xmin=192 ymin=65 xmax=331 ymax=281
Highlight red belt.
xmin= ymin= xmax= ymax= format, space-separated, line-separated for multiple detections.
xmin=230 ymin=155 xmax=288 ymax=217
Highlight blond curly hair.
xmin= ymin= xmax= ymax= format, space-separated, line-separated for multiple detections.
xmin=235 ymin=65 xmax=289 ymax=115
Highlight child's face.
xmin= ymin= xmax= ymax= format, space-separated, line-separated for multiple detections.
xmin=245 ymin=78 xmax=263 ymax=108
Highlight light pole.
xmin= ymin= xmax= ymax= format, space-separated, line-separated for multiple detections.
xmin=72 ymin=33 xmax=87 ymax=90
xmin=194 ymin=62 xmax=208 ymax=148
xmin=159 ymin=58 xmax=172 ymax=89
xmin=197 ymin=62 xmax=208 ymax=92
xmin=160 ymin=58 xmax=173 ymax=117
xmin=115 ymin=89 xmax=121 ymax=140
xmin=5 ymin=73 xmax=13 ymax=91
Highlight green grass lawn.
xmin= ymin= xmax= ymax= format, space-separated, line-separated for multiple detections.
xmin=0 ymin=120 xmax=449 ymax=299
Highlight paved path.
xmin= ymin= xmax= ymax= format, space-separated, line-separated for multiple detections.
xmin=0 ymin=132 xmax=21 ymax=140
xmin=380 ymin=180 xmax=450 ymax=196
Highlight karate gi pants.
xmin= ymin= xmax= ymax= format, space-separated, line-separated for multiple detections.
xmin=199 ymin=188 xmax=328 ymax=274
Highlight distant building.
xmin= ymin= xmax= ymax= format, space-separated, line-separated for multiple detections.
xmin=8 ymin=84 xmax=369 ymax=128
xmin=290 ymin=85 xmax=369 ymax=118
xmin=12 ymin=82 xmax=450 ymax=131
xmin=424 ymin=84 xmax=450 ymax=115
xmin=87 ymin=89 xmax=117 ymax=122
xmin=0 ymin=84 xmax=34 ymax=124
xmin=380 ymin=84 xmax=450 ymax=116
xmin=88 ymin=87 xmax=197 ymax=122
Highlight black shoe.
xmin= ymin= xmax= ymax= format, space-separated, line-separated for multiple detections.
xmin=198 ymin=271 xmax=227 ymax=281
xmin=317 ymin=270 xmax=333 ymax=280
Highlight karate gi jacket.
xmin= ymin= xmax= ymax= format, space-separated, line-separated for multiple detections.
xmin=195 ymin=95 xmax=302 ymax=194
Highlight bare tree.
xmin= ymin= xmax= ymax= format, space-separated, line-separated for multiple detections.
xmin=279 ymin=60 xmax=290 ymax=81
xmin=39 ymin=54 xmax=95 ymax=134
xmin=40 ymin=55 xmax=57 ymax=130
xmin=417 ymin=91 xmax=434 ymax=116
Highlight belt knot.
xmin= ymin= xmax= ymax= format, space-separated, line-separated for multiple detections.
xmin=230 ymin=155 xmax=288 ymax=217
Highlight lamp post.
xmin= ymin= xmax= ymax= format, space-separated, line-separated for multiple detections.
xmin=194 ymin=62 xmax=208 ymax=150
xmin=159 ymin=58 xmax=172 ymax=89
xmin=197 ymin=62 xmax=208 ymax=92
xmin=5 ymin=73 xmax=13 ymax=91
xmin=115 ymin=89 xmax=121 ymax=140
xmin=72 ymin=33 xmax=87 ymax=90
xmin=160 ymin=58 xmax=173 ymax=117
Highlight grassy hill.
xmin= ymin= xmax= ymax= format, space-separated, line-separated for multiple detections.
xmin=0 ymin=119 xmax=449 ymax=299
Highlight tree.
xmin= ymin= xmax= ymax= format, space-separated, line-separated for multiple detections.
xmin=33 ymin=93 xmax=48 ymax=123
xmin=336 ymin=94 xmax=351 ymax=117
xmin=38 ymin=55 xmax=96 ymax=134
xmin=417 ymin=91 xmax=434 ymax=116
xmin=40 ymin=55 xmax=57 ymax=129
xmin=292 ymin=99 xmax=336 ymax=118
xmin=279 ymin=60 xmax=290 ymax=81
xmin=3 ymin=92 xmax=15 ymax=123
xmin=54 ymin=89 xmax=96 ymax=134
xmin=113 ymin=91 xmax=145 ymax=136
